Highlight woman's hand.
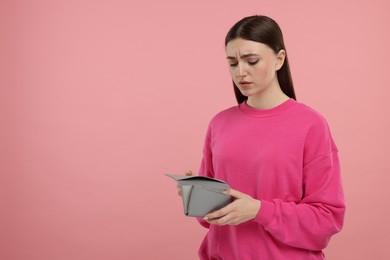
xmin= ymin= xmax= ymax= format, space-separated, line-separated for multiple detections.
xmin=203 ymin=189 xmax=261 ymax=225
xmin=177 ymin=170 xmax=193 ymax=196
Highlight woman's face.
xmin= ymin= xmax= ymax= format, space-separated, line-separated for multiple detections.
xmin=225 ymin=38 xmax=285 ymax=101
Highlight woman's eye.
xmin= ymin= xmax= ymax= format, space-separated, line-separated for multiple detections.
xmin=229 ymin=63 xmax=238 ymax=67
xmin=248 ymin=60 xmax=259 ymax=65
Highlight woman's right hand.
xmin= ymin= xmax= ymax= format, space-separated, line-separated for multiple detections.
xmin=177 ymin=170 xmax=193 ymax=196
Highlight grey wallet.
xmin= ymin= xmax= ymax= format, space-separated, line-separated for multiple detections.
xmin=165 ymin=174 xmax=231 ymax=217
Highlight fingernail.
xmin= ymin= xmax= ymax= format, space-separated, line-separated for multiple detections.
xmin=203 ymin=216 xmax=209 ymax=220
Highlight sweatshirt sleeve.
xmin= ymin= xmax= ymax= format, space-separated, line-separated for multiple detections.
xmin=196 ymin=124 xmax=213 ymax=229
xmin=254 ymin=115 xmax=346 ymax=251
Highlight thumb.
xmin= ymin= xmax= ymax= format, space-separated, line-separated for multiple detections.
xmin=185 ymin=170 xmax=193 ymax=176
xmin=224 ymin=188 xmax=247 ymax=199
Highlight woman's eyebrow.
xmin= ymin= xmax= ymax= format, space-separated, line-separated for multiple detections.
xmin=226 ymin=53 xmax=259 ymax=59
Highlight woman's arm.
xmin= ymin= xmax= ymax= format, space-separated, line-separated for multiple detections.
xmin=201 ymin=116 xmax=346 ymax=251
xmin=254 ymin=149 xmax=345 ymax=251
xmin=202 ymin=149 xmax=345 ymax=251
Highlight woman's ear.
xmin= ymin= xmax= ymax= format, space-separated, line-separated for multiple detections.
xmin=275 ymin=49 xmax=286 ymax=71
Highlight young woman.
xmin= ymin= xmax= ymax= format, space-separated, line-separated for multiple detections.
xmin=183 ymin=15 xmax=345 ymax=259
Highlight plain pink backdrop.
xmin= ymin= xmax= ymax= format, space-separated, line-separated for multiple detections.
xmin=1 ymin=0 xmax=389 ymax=259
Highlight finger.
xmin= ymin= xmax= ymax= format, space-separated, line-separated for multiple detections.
xmin=205 ymin=212 xmax=236 ymax=226
xmin=185 ymin=170 xmax=193 ymax=176
xmin=204 ymin=204 xmax=232 ymax=220
xmin=177 ymin=185 xmax=182 ymax=196
xmin=205 ymin=216 xmax=226 ymax=226
xmin=225 ymin=188 xmax=247 ymax=199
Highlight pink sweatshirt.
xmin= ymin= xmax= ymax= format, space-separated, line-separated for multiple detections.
xmin=197 ymin=99 xmax=345 ymax=259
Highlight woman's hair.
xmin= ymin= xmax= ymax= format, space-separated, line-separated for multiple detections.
xmin=225 ymin=15 xmax=296 ymax=103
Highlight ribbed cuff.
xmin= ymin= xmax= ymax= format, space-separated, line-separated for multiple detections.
xmin=254 ymin=200 xmax=276 ymax=227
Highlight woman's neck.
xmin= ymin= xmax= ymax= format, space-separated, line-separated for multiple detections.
xmin=246 ymin=88 xmax=289 ymax=110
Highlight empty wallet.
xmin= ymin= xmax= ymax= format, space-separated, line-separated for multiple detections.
xmin=165 ymin=174 xmax=232 ymax=217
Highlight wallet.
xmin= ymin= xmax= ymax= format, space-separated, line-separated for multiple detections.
xmin=165 ymin=174 xmax=232 ymax=217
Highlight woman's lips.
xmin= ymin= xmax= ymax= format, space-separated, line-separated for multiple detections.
xmin=239 ymin=81 xmax=252 ymax=88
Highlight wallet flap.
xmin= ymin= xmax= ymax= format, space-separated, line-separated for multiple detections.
xmin=165 ymin=174 xmax=229 ymax=191
xmin=186 ymin=185 xmax=231 ymax=217
xmin=180 ymin=185 xmax=192 ymax=214
xmin=165 ymin=173 xmax=232 ymax=217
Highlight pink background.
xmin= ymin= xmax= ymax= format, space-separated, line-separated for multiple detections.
xmin=1 ymin=0 xmax=389 ymax=259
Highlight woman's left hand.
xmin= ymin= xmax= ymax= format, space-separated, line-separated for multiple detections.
xmin=203 ymin=189 xmax=261 ymax=226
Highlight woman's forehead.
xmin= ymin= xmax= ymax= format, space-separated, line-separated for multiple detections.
xmin=226 ymin=38 xmax=271 ymax=57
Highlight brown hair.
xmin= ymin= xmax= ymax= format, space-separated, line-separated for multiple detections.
xmin=225 ymin=15 xmax=296 ymax=103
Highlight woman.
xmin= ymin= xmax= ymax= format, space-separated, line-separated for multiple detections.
xmin=184 ymin=15 xmax=345 ymax=259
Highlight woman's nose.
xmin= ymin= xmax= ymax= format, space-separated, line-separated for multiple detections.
xmin=235 ymin=63 xmax=247 ymax=77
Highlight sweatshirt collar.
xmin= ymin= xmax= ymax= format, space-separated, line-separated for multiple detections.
xmin=239 ymin=98 xmax=296 ymax=118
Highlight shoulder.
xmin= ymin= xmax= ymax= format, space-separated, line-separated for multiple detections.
xmin=292 ymin=101 xmax=337 ymax=152
xmin=208 ymin=105 xmax=240 ymax=126
xmin=290 ymin=101 xmax=330 ymax=129
xmin=291 ymin=101 xmax=326 ymax=120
